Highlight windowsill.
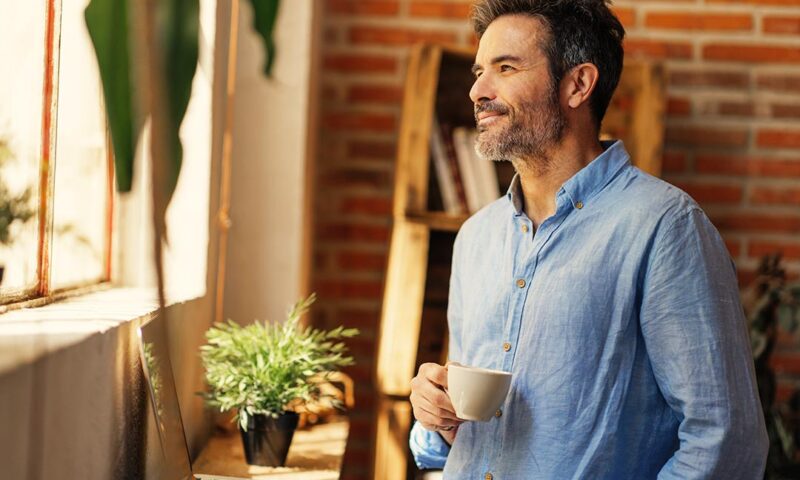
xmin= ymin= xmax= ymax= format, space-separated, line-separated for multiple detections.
xmin=0 ymin=286 xmax=161 ymax=376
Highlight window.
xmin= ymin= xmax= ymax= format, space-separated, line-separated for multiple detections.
xmin=0 ymin=0 xmax=113 ymax=305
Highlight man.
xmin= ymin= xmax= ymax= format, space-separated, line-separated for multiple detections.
xmin=408 ymin=0 xmax=769 ymax=478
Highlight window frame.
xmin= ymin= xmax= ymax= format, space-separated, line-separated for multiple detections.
xmin=0 ymin=0 xmax=114 ymax=308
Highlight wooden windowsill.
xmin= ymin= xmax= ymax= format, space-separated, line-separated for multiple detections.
xmin=192 ymin=418 xmax=349 ymax=479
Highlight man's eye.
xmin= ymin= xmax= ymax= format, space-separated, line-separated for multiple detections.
xmin=500 ymin=64 xmax=514 ymax=72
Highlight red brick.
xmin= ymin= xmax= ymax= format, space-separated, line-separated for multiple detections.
xmin=665 ymin=126 xmax=748 ymax=148
xmin=696 ymin=155 xmax=800 ymax=178
xmin=624 ymin=39 xmax=693 ymax=59
xmin=347 ymin=84 xmax=404 ymax=104
xmin=346 ymin=140 xmax=397 ymax=159
xmin=662 ymin=151 xmax=687 ymax=173
xmin=341 ymin=196 xmax=393 ymax=216
xmin=323 ymin=54 xmax=397 ymax=73
xmin=673 ymin=182 xmax=743 ymax=204
xmin=772 ymin=103 xmax=800 ymax=119
xmin=764 ymin=16 xmax=800 ymax=35
xmin=613 ymin=7 xmax=636 ymax=28
xmin=704 ymin=43 xmax=800 ymax=64
xmin=738 ymin=268 xmax=758 ymax=289
xmin=345 ymin=335 xmax=380 ymax=357
xmin=710 ymin=213 xmax=800 ymax=234
xmin=324 ymin=27 xmax=339 ymax=44
xmin=667 ymin=97 xmax=691 ymax=116
xmin=316 ymin=279 xmax=384 ymax=300
xmin=318 ymin=223 xmax=391 ymax=243
xmin=645 ymin=12 xmax=753 ymax=31
xmin=751 ymin=186 xmax=800 ymax=206
xmin=771 ymin=352 xmax=800 ymax=376
xmin=409 ymin=1 xmax=472 ymax=19
xmin=669 ymin=69 xmax=749 ymax=89
xmin=758 ymin=74 xmax=800 ymax=93
xmin=349 ymin=26 xmax=457 ymax=46
xmin=725 ymin=239 xmax=742 ymax=258
xmin=717 ymin=101 xmax=756 ymax=117
xmin=327 ymin=0 xmax=399 ymax=16
xmin=320 ymin=167 xmax=392 ymax=188
xmin=323 ymin=112 xmax=397 ymax=132
xmin=776 ymin=382 xmax=800 ymax=404
xmin=749 ymin=241 xmax=800 ymax=260
xmin=337 ymin=308 xmax=380 ymax=329
xmin=757 ymin=129 xmax=800 ymax=149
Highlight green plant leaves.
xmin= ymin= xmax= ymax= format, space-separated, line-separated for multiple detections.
xmin=84 ymin=0 xmax=142 ymax=193
xmin=199 ymin=293 xmax=359 ymax=425
xmin=246 ymin=0 xmax=281 ymax=76
xmin=156 ymin=0 xmax=199 ymax=204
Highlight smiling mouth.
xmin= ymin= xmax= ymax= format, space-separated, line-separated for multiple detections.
xmin=477 ymin=112 xmax=505 ymax=125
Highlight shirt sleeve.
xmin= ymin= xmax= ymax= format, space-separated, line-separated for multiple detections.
xmin=409 ymin=421 xmax=450 ymax=469
xmin=639 ymin=208 xmax=768 ymax=479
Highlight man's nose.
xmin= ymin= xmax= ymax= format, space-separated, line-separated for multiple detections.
xmin=469 ymin=73 xmax=496 ymax=105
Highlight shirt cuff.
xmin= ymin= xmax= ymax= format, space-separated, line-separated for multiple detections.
xmin=409 ymin=421 xmax=450 ymax=470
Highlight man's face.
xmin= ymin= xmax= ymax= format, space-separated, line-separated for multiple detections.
xmin=469 ymin=14 xmax=566 ymax=167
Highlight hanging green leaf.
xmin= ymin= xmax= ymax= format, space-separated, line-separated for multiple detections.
xmin=156 ymin=0 xmax=199 ymax=205
xmin=246 ymin=0 xmax=281 ymax=76
xmin=85 ymin=0 xmax=143 ymax=193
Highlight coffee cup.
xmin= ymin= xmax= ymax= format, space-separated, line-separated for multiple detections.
xmin=447 ymin=363 xmax=512 ymax=421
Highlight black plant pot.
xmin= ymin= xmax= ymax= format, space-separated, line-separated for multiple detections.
xmin=239 ymin=411 xmax=299 ymax=467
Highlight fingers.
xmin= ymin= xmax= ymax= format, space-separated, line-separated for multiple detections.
xmin=413 ymin=401 xmax=462 ymax=430
xmin=410 ymin=386 xmax=461 ymax=421
xmin=410 ymin=363 xmax=463 ymax=431
xmin=421 ymin=362 xmax=449 ymax=390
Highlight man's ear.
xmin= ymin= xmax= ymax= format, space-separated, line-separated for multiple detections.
xmin=564 ymin=63 xmax=599 ymax=110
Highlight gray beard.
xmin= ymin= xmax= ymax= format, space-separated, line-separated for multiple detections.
xmin=474 ymin=89 xmax=566 ymax=176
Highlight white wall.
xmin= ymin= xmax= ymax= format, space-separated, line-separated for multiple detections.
xmin=0 ymin=1 xmax=232 ymax=477
xmin=223 ymin=1 xmax=319 ymax=325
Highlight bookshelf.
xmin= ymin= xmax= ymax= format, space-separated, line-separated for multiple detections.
xmin=371 ymin=43 xmax=666 ymax=480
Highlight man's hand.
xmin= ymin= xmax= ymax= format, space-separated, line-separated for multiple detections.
xmin=410 ymin=362 xmax=463 ymax=444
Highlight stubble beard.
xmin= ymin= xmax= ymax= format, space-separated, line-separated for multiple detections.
xmin=474 ymin=86 xmax=566 ymax=176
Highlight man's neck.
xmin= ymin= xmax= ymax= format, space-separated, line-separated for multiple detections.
xmin=514 ymin=136 xmax=604 ymax=228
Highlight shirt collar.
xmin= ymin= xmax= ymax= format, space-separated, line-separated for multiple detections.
xmin=506 ymin=140 xmax=630 ymax=216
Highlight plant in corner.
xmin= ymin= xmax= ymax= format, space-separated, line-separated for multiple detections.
xmin=199 ymin=293 xmax=358 ymax=467
xmin=745 ymin=254 xmax=800 ymax=479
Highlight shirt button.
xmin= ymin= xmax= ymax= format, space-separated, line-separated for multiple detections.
xmin=516 ymin=278 xmax=526 ymax=288
xmin=521 ymin=224 xmax=529 ymax=233
xmin=485 ymin=473 xmax=493 ymax=480
xmin=576 ymin=201 xmax=584 ymax=209
xmin=503 ymin=342 xmax=511 ymax=352
xmin=495 ymin=409 xmax=503 ymax=418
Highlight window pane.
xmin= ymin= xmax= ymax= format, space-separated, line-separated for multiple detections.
xmin=50 ymin=0 xmax=110 ymax=289
xmin=0 ymin=3 xmax=46 ymax=298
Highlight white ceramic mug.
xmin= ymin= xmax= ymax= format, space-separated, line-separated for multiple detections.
xmin=447 ymin=363 xmax=512 ymax=421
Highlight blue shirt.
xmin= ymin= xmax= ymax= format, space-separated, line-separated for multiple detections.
xmin=409 ymin=140 xmax=768 ymax=479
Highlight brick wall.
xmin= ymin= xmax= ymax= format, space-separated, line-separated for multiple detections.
xmin=311 ymin=1 xmax=800 ymax=478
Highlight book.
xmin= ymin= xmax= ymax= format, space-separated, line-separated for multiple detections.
xmin=452 ymin=127 xmax=500 ymax=212
xmin=439 ymin=122 xmax=469 ymax=213
xmin=429 ymin=117 xmax=465 ymax=214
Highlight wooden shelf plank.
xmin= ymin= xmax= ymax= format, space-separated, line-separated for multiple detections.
xmin=405 ymin=211 xmax=468 ymax=232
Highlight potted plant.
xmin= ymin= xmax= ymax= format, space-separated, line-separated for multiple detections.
xmin=745 ymin=254 xmax=800 ymax=478
xmin=200 ymin=293 xmax=358 ymax=467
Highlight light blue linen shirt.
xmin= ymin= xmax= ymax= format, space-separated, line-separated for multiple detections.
xmin=409 ymin=140 xmax=768 ymax=479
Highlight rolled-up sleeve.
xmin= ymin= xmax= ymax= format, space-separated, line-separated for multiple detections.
xmin=640 ymin=208 xmax=768 ymax=479
xmin=409 ymin=421 xmax=450 ymax=469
